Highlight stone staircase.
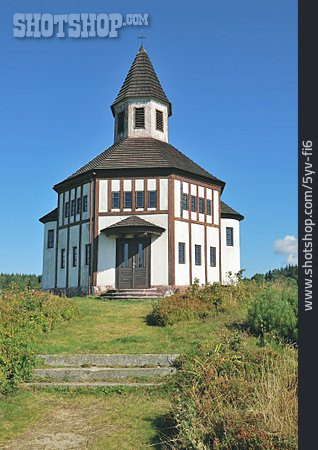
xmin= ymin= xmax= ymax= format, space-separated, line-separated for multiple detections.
xmin=100 ymin=288 xmax=162 ymax=300
xmin=28 ymin=354 xmax=179 ymax=388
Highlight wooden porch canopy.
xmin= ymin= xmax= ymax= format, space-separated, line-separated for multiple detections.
xmin=101 ymin=216 xmax=165 ymax=237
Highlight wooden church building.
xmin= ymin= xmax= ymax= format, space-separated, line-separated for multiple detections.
xmin=40 ymin=46 xmax=244 ymax=296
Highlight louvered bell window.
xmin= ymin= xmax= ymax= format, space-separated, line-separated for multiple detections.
xmin=134 ymin=107 xmax=145 ymax=128
xmin=156 ymin=110 xmax=163 ymax=131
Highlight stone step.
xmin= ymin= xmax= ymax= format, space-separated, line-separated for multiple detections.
xmin=32 ymin=367 xmax=176 ymax=382
xmin=100 ymin=288 xmax=161 ymax=299
xmin=38 ymin=353 xmax=180 ymax=368
xmin=27 ymin=381 xmax=161 ymax=388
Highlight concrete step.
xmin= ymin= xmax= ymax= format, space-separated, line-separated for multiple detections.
xmin=101 ymin=288 xmax=161 ymax=299
xmin=38 ymin=353 xmax=180 ymax=368
xmin=32 ymin=367 xmax=176 ymax=382
xmin=27 ymin=381 xmax=161 ymax=388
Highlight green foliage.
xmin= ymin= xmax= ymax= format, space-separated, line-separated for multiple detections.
xmin=247 ymin=285 xmax=298 ymax=344
xmin=168 ymin=334 xmax=298 ymax=449
xmin=148 ymin=277 xmax=262 ymax=327
xmin=0 ymin=273 xmax=42 ymax=291
xmin=251 ymin=264 xmax=298 ymax=284
xmin=0 ymin=288 xmax=79 ymax=393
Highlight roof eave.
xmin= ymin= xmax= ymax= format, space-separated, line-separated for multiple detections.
xmin=110 ymin=98 xmax=172 ymax=117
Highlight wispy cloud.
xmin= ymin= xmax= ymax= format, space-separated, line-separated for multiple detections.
xmin=274 ymin=235 xmax=298 ymax=265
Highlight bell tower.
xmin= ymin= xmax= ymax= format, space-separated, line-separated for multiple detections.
xmin=111 ymin=46 xmax=172 ymax=144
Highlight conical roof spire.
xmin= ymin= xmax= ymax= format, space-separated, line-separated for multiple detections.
xmin=111 ymin=46 xmax=172 ymax=116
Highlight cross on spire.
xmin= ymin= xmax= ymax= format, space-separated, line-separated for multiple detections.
xmin=138 ymin=31 xmax=147 ymax=46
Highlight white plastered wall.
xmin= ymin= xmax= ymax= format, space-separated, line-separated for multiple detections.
xmin=221 ymin=218 xmax=241 ymax=284
xmin=174 ymin=220 xmax=190 ymax=286
xmin=42 ymin=221 xmax=57 ymax=289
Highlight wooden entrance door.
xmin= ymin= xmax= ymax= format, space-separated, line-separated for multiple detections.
xmin=116 ymin=238 xmax=150 ymax=289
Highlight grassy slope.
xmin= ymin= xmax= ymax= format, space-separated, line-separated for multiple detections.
xmin=34 ymin=297 xmax=246 ymax=355
xmin=0 ymin=297 xmax=254 ymax=447
xmin=0 ymin=390 xmax=170 ymax=449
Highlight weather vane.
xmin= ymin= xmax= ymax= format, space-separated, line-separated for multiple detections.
xmin=138 ymin=31 xmax=147 ymax=46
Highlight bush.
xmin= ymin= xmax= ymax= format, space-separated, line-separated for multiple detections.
xmin=0 ymin=288 xmax=79 ymax=393
xmin=148 ymin=278 xmax=263 ymax=326
xmin=167 ymin=335 xmax=298 ymax=449
xmin=247 ymin=285 xmax=298 ymax=344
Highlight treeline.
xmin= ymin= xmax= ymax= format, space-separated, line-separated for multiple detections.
xmin=0 ymin=273 xmax=42 ymax=290
xmin=250 ymin=265 xmax=298 ymax=284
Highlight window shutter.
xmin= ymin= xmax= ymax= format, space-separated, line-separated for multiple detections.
xmin=134 ymin=108 xmax=145 ymax=128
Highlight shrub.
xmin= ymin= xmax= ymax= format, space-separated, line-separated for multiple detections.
xmin=247 ymin=285 xmax=298 ymax=344
xmin=148 ymin=278 xmax=263 ymax=326
xmin=0 ymin=288 xmax=79 ymax=393
xmin=167 ymin=336 xmax=298 ymax=449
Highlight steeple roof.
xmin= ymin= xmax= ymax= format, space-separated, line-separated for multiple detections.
xmin=111 ymin=46 xmax=172 ymax=116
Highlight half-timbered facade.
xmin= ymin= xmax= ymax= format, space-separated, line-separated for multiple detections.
xmin=40 ymin=46 xmax=244 ymax=295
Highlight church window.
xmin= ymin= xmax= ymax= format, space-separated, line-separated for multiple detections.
xmin=191 ymin=195 xmax=197 ymax=212
xmin=117 ymin=111 xmax=125 ymax=134
xmin=136 ymin=191 xmax=144 ymax=208
xmin=178 ymin=242 xmax=185 ymax=264
xmin=210 ymin=246 xmax=216 ymax=267
xmin=112 ymin=191 xmax=120 ymax=209
xmin=148 ymin=190 xmax=157 ymax=208
xmin=61 ymin=249 xmax=66 ymax=269
xmin=47 ymin=229 xmax=54 ymax=249
xmin=207 ymin=199 xmax=212 ymax=216
xmin=226 ymin=227 xmax=234 ymax=246
xmin=76 ymin=198 xmax=81 ymax=214
xmin=182 ymin=193 xmax=188 ymax=210
xmin=199 ymin=197 xmax=205 ymax=214
xmin=72 ymin=246 xmax=77 ymax=267
xmin=134 ymin=107 xmax=145 ymax=128
xmin=195 ymin=245 xmax=202 ymax=265
xmin=156 ymin=110 xmax=163 ymax=131
xmin=64 ymin=202 xmax=69 ymax=218
xmin=124 ymin=191 xmax=132 ymax=208
xmin=71 ymin=199 xmax=76 ymax=216
xmin=83 ymin=195 xmax=88 ymax=212
xmin=85 ymin=244 xmax=91 ymax=266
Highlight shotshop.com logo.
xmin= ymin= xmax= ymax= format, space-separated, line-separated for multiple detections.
xmin=13 ymin=13 xmax=149 ymax=38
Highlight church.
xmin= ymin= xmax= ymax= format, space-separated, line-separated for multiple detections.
xmin=40 ymin=45 xmax=244 ymax=296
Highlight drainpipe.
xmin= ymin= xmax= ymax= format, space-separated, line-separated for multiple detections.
xmin=88 ymin=172 xmax=96 ymax=295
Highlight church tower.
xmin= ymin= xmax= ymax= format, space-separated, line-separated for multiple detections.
xmin=111 ymin=46 xmax=172 ymax=143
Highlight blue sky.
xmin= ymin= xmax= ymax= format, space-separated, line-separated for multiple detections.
xmin=0 ymin=0 xmax=297 ymax=277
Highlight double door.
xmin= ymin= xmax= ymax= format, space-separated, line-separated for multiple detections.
xmin=116 ymin=238 xmax=150 ymax=289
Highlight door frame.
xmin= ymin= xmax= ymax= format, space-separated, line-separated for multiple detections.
xmin=115 ymin=236 xmax=151 ymax=289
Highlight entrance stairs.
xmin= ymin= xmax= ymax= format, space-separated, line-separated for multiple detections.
xmin=27 ymin=353 xmax=179 ymax=389
xmin=100 ymin=287 xmax=162 ymax=299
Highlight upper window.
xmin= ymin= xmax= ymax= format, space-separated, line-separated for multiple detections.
xmin=136 ymin=191 xmax=144 ymax=208
xmin=71 ymin=199 xmax=76 ymax=216
xmin=112 ymin=191 xmax=120 ymax=209
xmin=117 ymin=111 xmax=125 ymax=135
xmin=226 ymin=227 xmax=234 ymax=246
xmin=210 ymin=246 xmax=216 ymax=267
xmin=156 ymin=110 xmax=164 ymax=132
xmin=64 ymin=201 xmax=69 ymax=218
xmin=124 ymin=191 xmax=132 ymax=209
xmin=207 ymin=199 xmax=212 ymax=216
xmin=134 ymin=107 xmax=145 ymax=128
xmin=191 ymin=195 xmax=197 ymax=212
xmin=182 ymin=193 xmax=188 ymax=210
xmin=76 ymin=197 xmax=82 ymax=215
xmin=178 ymin=242 xmax=185 ymax=264
xmin=83 ymin=195 xmax=88 ymax=212
xmin=199 ymin=198 xmax=205 ymax=214
xmin=195 ymin=245 xmax=202 ymax=266
xmin=148 ymin=190 xmax=157 ymax=208
xmin=47 ymin=229 xmax=54 ymax=249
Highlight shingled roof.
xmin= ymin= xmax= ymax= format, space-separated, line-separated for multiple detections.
xmin=63 ymin=137 xmax=224 ymax=188
xmin=102 ymin=215 xmax=165 ymax=236
xmin=39 ymin=208 xmax=58 ymax=223
xmin=111 ymin=46 xmax=172 ymax=116
xmin=221 ymin=201 xmax=244 ymax=221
